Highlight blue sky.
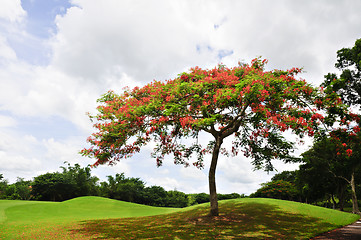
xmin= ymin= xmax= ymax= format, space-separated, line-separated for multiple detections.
xmin=1 ymin=0 xmax=361 ymax=195
xmin=6 ymin=0 xmax=72 ymax=65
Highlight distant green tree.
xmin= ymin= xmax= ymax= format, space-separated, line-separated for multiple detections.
xmin=186 ymin=194 xmax=197 ymax=206
xmin=118 ymin=177 xmax=145 ymax=203
xmin=16 ymin=178 xmax=32 ymax=200
xmin=271 ymin=170 xmax=298 ymax=183
xmin=0 ymin=174 xmax=7 ymax=199
xmin=193 ymin=193 xmax=210 ymax=204
xmin=251 ymin=180 xmax=298 ymax=200
xmin=99 ymin=173 xmax=145 ymax=203
xmin=31 ymin=163 xmax=100 ymax=201
xmin=166 ymin=190 xmax=188 ymax=208
xmin=218 ymin=193 xmax=241 ymax=200
xmin=270 ymin=170 xmax=309 ymax=203
xmin=4 ymin=185 xmax=19 ymax=200
xmin=0 ymin=176 xmax=32 ymax=200
xmin=187 ymin=192 xmax=242 ymax=205
xmin=32 ymin=172 xmax=73 ymax=201
xmin=61 ymin=162 xmax=99 ymax=197
xmin=6 ymin=178 xmax=33 ymax=200
xmin=143 ymin=186 xmax=167 ymax=207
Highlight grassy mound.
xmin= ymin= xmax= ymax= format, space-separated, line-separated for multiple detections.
xmin=72 ymin=198 xmax=360 ymax=239
xmin=1 ymin=197 xmax=359 ymax=239
xmin=0 ymin=196 xmax=178 ymax=239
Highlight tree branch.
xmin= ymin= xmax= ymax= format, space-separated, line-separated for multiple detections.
xmin=329 ymin=170 xmax=350 ymax=184
xmin=221 ymin=104 xmax=249 ymax=138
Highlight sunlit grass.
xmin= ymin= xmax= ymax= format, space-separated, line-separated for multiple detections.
xmin=1 ymin=197 xmax=359 ymax=239
xmin=0 ymin=196 xmax=178 ymax=239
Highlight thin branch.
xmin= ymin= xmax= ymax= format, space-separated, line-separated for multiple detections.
xmin=221 ymin=104 xmax=249 ymax=137
xmin=329 ymin=170 xmax=351 ymax=184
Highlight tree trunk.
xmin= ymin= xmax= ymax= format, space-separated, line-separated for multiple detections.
xmin=338 ymin=183 xmax=347 ymax=211
xmin=209 ymin=137 xmax=223 ymax=216
xmin=331 ymin=194 xmax=337 ymax=210
xmin=350 ymin=171 xmax=360 ymax=215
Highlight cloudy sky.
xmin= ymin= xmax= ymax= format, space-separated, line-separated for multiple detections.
xmin=0 ymin=0 xmax=360 ymax=195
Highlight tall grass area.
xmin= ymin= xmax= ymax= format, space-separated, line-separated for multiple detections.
xmin=1 ymin=197 xmax=359 ymax=239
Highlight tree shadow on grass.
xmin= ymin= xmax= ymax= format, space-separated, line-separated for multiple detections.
xmin=70 ymin=201 xmax=337 ymax=239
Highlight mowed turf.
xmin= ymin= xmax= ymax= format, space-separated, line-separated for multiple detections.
xmin=1 ymin=197 xmax=360 ymax=239
xmin=0 ymin=196 xmax=179 ymax=239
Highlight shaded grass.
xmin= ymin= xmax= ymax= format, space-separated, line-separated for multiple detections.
xmin=72 ymin=198 xmax=360 ymax=239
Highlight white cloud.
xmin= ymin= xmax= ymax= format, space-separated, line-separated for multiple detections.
xmin=50 ymin=0 xmax=228 ymax=83
xmin=0 ymin=36 xmax=17 ymax=61
xmin=0 ymin=129 xmax=92 ymax=182
xmin=180 ymin=165 xmax=207 ymax=181
xmin=0 ymin=131 xmax=43 ymax=180
xmin=0 ymin=115 xmax=17 ymax=127
xmin=147 ymin=176 xmax=182 ymax=191
xmin=0 ymin=0 xmax=26 ymax=23
xmin=0 ymin=152 xmax=41 ymax=173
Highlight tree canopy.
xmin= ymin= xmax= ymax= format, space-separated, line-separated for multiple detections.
xmin=323 ymin=38 xmax=361 ymax=109
xmin=81 ymin=58 xmax=344 ymax=216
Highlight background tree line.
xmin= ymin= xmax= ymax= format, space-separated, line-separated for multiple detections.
xmin=0 ymin=162 xmax=243 ymax=208
xmin=250 ymin=167 xmax=361 ymax=212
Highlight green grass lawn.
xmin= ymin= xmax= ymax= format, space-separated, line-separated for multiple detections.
xmin=1 ymin=196 xmax=359 ymax=239
xmin=0 ymin=196 xmax=178 ymax=239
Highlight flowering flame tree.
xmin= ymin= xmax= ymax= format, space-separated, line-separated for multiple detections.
xmin=81 ymin=58 xmax=344 ymax=216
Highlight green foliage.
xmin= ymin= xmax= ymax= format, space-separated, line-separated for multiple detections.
xmin=165 ymin=190 xmax=189 ymax=208
xmin=99 ymin=173 xmax=145 ymax=204
xmin=31 ymin=163 xmax=100 ymax=201
xmin=251 ymin=180 xmax=298 ymax=200
xmin=32 ymin=172 xmax=73 ymax=201
xmin=271 ymin=170 xmax=298 ymax=182
xmin=300 ymin=133 xmax=361 ymax=213
xmin=0 ymin=174 xmax=7 ymax=199
xmin=323 ymin=38 xmax=361 ymax=108
xmin=4 ymin=178 xmax=32 ymax=200
xmin=218 ymin=193 xmax=242 ymax=200
xmin=299 ymin=140 xmax=343 ymax=205
xmin=253 ymin=131 xmax=361 ymax=211
xmin=142 ymin=185 xmax=168 ymax=207
xmin=191 ymin=192 xmax=210 ymax=204
xmin=60 ymin=162 xmax=100 ymax=197
xmin=186 ymin=192 xmax=243 ymax=205
xmin=0 ymin=176 xmax=32 ymax=200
